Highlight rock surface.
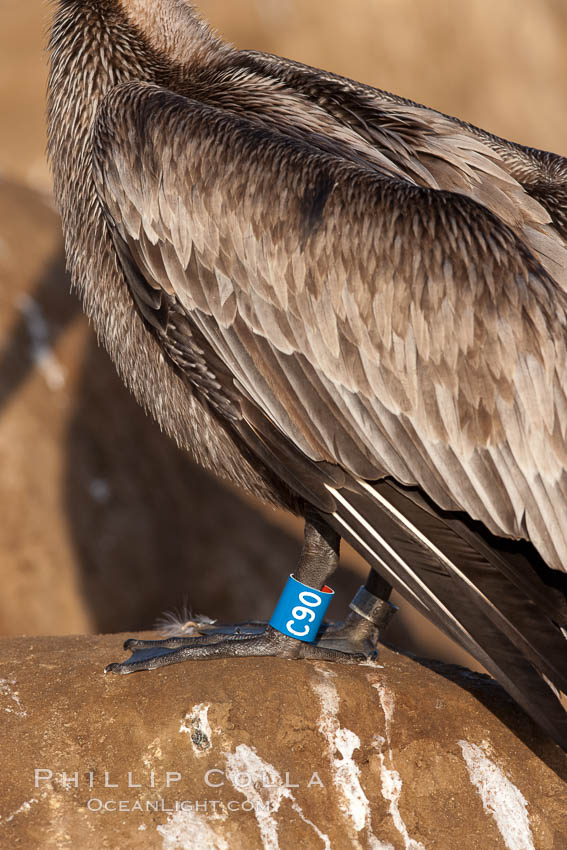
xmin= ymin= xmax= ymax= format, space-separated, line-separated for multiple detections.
xmin=0 ymin=634 xmax=565 ymax=849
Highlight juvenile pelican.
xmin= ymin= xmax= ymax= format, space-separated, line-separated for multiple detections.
xmin=48 ymin=0 xmax=567 ymax=749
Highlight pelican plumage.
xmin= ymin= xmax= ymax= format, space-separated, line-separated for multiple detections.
xmin=48 ymin=0 xmax=567 ymax=749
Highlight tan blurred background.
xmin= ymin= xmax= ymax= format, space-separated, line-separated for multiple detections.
xmin=1 ymin=0 xmax=566 ymax=667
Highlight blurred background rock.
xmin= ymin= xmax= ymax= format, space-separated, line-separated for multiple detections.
xmin=1 ymin=0 xmax=566 ymax=667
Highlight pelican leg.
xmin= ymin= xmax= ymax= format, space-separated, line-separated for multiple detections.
xmin=317 ymin=570 xmax=397 ymax=657
xmin=105 ymin=515 xmax=382 ymax=674
xmin=121 ymin=569 xmax=397 ymax=654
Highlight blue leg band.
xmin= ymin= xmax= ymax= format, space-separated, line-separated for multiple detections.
xmin=269 ymin=574 xmax=335 ymax=642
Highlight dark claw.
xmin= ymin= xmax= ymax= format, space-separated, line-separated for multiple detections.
xmin=104 ymin=662 xmax=127 ymax=674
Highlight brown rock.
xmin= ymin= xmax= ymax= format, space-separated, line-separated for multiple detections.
xmin=0 ymin=635 xmax=565 ymax=849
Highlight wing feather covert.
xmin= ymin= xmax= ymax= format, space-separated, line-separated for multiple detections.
xmin=93 ymin=81 xmax=567 ymax=573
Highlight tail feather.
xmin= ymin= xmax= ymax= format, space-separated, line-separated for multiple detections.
xmin=326 ymin=477 xmax=567 ymax=750
xmin=232 ymin=414 xmax=567 ymax=747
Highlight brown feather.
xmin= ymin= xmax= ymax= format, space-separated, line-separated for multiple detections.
xmin=47 ymin=0 xmax=567 ymax=748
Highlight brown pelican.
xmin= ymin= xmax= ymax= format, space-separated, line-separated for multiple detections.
xmin=48 ymin=0 xmax=567 ymax=749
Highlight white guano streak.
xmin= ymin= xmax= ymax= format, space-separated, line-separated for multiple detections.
xmin=173 ymin=708 xmax=330 ymax=850
xmin=372 ymin=684 xmax=426 ymax=850
xmin=459 ymin=741 xmax=535 ymax=850
xmin=179 ymin=703 xmax=212 ymax=756
xmin=0 ymin=798 xmax=40 ymax=825
xmin=0 ymin=678 xmax=27 ymax=718
xmin=313 ymin=676 xmax=384 ymax=848
xmin=157 ymin=809 xmax=228 ymax=850
xmin=224 ymin=744 xmax=331 ymax=850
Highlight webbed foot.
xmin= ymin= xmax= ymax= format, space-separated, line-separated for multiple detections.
xmin=104 ymin=586 xmax=397 ymax=674
xmin=104 ymin=623 xmax=366 ymax=673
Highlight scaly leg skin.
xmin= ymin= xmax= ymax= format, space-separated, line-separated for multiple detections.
xmin=128 ymin=568 xmax=397 ymax=653
xmin=104 ymin=516 xmax=397 ymax=674
xmin=320 ymin=567 xmax=397 ymax=656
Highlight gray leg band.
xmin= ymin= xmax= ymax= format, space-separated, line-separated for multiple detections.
xmin=349 ymin=586 xmax=398 ymax=630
